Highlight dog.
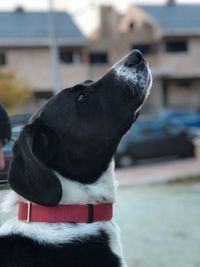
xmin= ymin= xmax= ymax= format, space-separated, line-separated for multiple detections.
xmin=0 ymin=50 xmax=152 ymax=267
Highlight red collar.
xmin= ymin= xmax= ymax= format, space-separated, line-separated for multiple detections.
xmin=18 ymin=201 xmax=113 ymax=223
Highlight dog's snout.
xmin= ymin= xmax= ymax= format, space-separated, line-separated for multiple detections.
xmin=126 ymin=50 xmax=143 ymax=67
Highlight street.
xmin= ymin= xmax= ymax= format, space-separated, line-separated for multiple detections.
xmin=116 ymin=158 xmax=200 ymax=185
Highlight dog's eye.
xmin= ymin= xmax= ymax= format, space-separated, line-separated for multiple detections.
xmin=77 ymin=94 xmax=85 ymax=102
xmin=40 ymin=133 xmax=48 ymax=147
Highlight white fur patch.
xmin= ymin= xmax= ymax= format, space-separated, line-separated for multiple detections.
xmin=0 ymin=190 xmax=20 ymax=225
xmin=56 ymin=160 xmax=117 ymax=205
xmin=0 ymin=218 xmax=109 ymax=244
xmin=114 ymin=64 xmax=151 ymax=95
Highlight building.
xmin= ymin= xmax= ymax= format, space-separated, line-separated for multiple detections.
xmin=1 ymin=3 xmax=200 ymax=114
xmin=139 ymin=3 xmax=200 ymax=113
xmin=88 ymin=2 xmax=200 ymax=114
xmin=0 ymin=7 xmax=89 ymax=112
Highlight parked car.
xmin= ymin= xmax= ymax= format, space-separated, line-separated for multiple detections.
xmin=160 ymin=108 xmax=200 ymax=128
xmin=0 ymin=125 xmax=22 ymax=184
xmin=0 ymin=153 xmax=11 ymax=184
xmin=169 ymin=115 xmax=200 ymax=128
xmin=115 ymin=118 xmax=194 ymax=167
xmin=160 ymin=108 xmax=191 ymax=120
xmin=0 ymin=113 xmax=32 ymax=183
xmin=10 ymin=113 xmax=32 ymax=126
xmin=188 ymin=127 xmax=200 ymax=139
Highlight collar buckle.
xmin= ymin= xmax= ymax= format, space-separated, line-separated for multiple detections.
xmin=23 ymin=201 xmax=31 ymax=223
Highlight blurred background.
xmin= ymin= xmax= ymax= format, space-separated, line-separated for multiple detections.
xmin=0 ymin=0 xmax=200 ymax=266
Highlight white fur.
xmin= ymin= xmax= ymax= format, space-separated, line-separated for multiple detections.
xmin=146 ymin=64 xmax=153 ymax=100
xmin=114 ymin=63 xmax=151 ymax=94
xmin=114 ymin=56 xmax=152 ymax=105
xmin=0 ymin=160 xmax=127 ymax=267
xmin=57 ymin=160 xmax=117 ymax=205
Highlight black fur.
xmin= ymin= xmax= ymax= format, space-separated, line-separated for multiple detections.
xmin=0 ymin=232 xmax=120 ymax=267
xmin=9 ymin=119 xmax=62 ymax=206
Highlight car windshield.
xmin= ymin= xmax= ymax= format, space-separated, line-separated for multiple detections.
xmin=127 ymin=119 xmax=183 ymax=137
xmin=132 ymin=119 xmax=165 ymax=134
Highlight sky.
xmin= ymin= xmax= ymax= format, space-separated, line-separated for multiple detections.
xmin=1 ymin=0 xmax=200 ymax=34
xmin=0 ymin=0 xmax=199 ymax=10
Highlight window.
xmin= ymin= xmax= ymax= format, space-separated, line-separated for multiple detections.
xmin=177 ymin=80 xmax=191 ymax=88
xmin=89 ymin=53 xmax=108 ymax=64
xmin=129 ymin=22 xmax=135 ymax=30
xmin=60 ymin=51 xmax=73 ymax=64
xmin=59 ymin=50 xmax=82 ymax=64
xmin=165 ymin=40 xmax=188 ymax=53
xmin=0 ymin=52 xmax=6 ymax=65
xmin=132 ymin=44 xmax=153 ymax=55
xmin=34 ymin=91 xmax=53 ymax=99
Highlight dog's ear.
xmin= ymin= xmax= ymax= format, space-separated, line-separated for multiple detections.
xmin=8 ymin=119 xmax=62 ymax=206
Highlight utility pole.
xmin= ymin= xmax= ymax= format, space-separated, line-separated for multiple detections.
xmin=48 ymin=0 xmax=61 ymax=95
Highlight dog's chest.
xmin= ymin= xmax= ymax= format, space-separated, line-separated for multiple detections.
xmin=0 ymin=231 xmax=121 ymax=267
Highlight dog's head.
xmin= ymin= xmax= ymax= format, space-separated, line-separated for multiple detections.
xmin=8 ymin=50 xmax=152 ymax=206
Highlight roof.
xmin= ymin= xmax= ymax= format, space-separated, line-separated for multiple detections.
xmin=139 ymin=4 xmax=200 ymax=36
xmin=0 ymin=10 xmax=87 ymax=46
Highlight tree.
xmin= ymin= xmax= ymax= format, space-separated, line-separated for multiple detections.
xmin=0 ymin=72 xmax=31 ymax=112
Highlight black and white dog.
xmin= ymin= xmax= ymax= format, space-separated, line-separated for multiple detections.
xmin=0 ymin=50 xmax=152 ymax=267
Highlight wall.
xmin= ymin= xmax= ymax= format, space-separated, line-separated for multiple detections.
xmin=0 ymin=47 xmax=90 ymax=91
xmin=167 ymin=79 xmax=200 ymax=109
xmin=149 ymin=38 xmax=200 ymax=77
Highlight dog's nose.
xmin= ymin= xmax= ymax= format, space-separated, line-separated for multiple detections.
xmin=126 ymin=50 xmax=143 ymax=67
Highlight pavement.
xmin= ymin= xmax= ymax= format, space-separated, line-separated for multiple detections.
xmin=116 ymin=157 xmax=200 ymax=186
xmin=116 ymin=183 xmax=200 ymax=267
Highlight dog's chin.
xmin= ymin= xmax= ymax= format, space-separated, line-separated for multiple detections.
xmin=144 ymin=64 xmax=153 ymax=99
xmin=140 ymin=66 xmax=152 ymax=101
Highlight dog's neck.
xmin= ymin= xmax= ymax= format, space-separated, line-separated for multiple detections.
xmin=0 ymin=160 xmax=120 ymax=249
xmin=0 ymin=158 xmax=127 ymax=267
xmin=0 ymin=160 xmax=117 ymax=218
xmin=56 ymin=160 xmax=117 ymax=205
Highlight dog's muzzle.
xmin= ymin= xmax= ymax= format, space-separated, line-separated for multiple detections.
xmin=124 ymin=49 xmax=144 ymax=67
